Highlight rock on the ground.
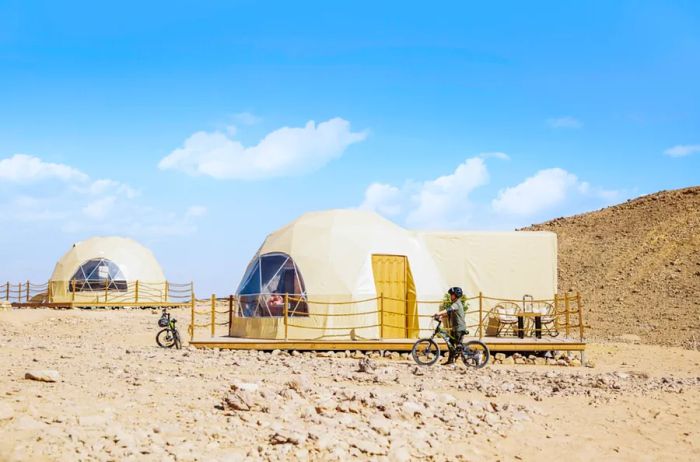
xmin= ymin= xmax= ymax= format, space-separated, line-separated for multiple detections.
xmin=25 ymin=370 xmax=60 ymax=382
xmin=358 ymin=357 xmax=376 ymax=373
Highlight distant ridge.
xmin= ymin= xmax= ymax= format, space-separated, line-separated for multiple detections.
xmin=525 ymin=186 xmax=700 ymax=347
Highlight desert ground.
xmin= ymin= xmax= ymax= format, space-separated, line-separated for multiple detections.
xmin=0 ymin=307 xmax=698 ymax=462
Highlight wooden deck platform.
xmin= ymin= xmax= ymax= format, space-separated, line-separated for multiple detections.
xmin=190 ymin=336 xmax=585 ymax=352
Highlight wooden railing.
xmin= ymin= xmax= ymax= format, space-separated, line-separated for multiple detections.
xmin=189 ymin=292 xmax=586 ymax=343
xmin=2 ymin=280 xmax=195 ymax=307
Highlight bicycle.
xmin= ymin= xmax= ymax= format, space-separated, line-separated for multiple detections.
xmin=156 ymin=308 xmax=182 ymax=349
xmin=411 ymin=316 xmax=490 ymax=368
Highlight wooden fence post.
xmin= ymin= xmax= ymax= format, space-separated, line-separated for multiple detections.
xmin=379 ymin=293 xmax=384 ymax=339
xmin=478 ymin=292 xmax=484 ymax=339
xmin=47 ymin=282 xmax=53 ymax=303
xmin=228 ymin=295 xmax=233 ymax=335
xmin=71 ymin=280 xmax=76 ymax=302
xmin=164 ymin=281 xmax=169 ymax=303
xmin=135 ymin=280 xmax=140 ymax=304
xmin=190 ymin=295 xmax=195 ymax=342
xmin=210 ymin=294 xmax=216 ymax=337
xmin=553 ymin=294 xmax=559 ymax=330
xmin=564 ymin=293 xmax=571 ymax=338
xmin=26 ymin=280 xmax=30 ymax=302
xmin=284 ymin=294 xmax=289 ymax=340
xmin=5 ymin=282 xmax=9 ymax=301
xmin=104 ymin=279 xmax=109 ymax=303
xmin=18 ymin=282 xmax=22 ymax=304
xmin=576 ymin=292 xmax=584 ymax=342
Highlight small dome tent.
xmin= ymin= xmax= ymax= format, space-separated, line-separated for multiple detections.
xmin=49 ymin=236 xmax=166 ymax=303
xmin=231 ymin=209 xmax=557 ymax=340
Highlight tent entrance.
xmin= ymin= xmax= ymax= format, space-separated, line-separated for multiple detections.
xmin=371 ymin=255 xmax=417 ymax=339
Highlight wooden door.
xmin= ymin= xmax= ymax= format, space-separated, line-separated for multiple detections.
xmin=372 ymin=254 xmax=408 ymax=338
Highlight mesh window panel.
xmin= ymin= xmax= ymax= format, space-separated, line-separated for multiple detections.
xmin=69 ymin=258 xmax=127 ymax=292
xmin=235 ymin=252 xmax=308 ymax=317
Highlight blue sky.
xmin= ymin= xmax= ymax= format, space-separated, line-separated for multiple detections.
xmin=0 ymin=1 xmax=698 ymax=294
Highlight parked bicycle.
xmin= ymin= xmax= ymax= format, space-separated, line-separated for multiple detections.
xmin=156 ymin=308 xmax=182 ymax=349
xmin=411 ymin=316 xmax=490 ymax=367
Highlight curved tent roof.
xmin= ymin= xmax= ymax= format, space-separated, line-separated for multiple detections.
xmin=48 ymin=236 xmax=167 ymax=304
xmin=256 ymin=209 xmax=444 ymax=297
xmin=51 ymin=236 xmax=165 ymax=283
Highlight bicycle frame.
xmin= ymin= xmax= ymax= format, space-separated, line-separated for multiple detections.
xmin=430 ymin=320 xmax=458 ymax=353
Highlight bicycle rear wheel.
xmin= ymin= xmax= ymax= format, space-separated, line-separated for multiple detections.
xmin=460 ymin=340 xmax=490 ymax=368
xmin=411 ymin=339 xmax=440 ymax=366
xmin=156 ymin=328 xmax=176 ymax=348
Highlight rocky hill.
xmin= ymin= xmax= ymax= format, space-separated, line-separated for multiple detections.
xmin=525 ymin=186 xmax=700 ymax=347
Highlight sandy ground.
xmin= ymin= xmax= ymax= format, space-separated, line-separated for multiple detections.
xmin=0 ymin=308 xmax=698 ymax=461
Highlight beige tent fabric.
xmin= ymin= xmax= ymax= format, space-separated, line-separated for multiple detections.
xmin=231 ymin=209 xmax=557 ymax=340
xmin=49 ymin=236 xmax=166 ymax=303
xmin=419 ymin=231 xmax=557 ymax=300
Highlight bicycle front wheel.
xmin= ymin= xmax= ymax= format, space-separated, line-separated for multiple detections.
xmin=411 ymin=339 xmax=440 ymax=366
xmin=461 ymin=340 xmax=490 ymax=368
xmin=156 ymin=328 xmax=176 ymax=348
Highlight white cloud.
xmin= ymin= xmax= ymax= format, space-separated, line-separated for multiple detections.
xmin=407 ymin=157 xmax=489 ymax=228
xmin=0 ymin=154 xmax=89 ymax=183
xmin=492 ymin=168 xmax=619 ymax=216
xmin=159 ymin=117 xmax=367 ymax=180
xmin=360 ymin=155 xmax=620 ymax=230
xmin=360 ymin=183 xmax=403 ymax=216
xmin=664 ymin=144 xmax=700 ymax=157
xmin=492 ymin=168 xmax=578 ymax=215
xmin=0 ymin=154 xmax=205 ymax=239
xmin=360 ymin=156 xmax=490 ymax=229
xmin=546 ymin=116 xmax=583 ymax=129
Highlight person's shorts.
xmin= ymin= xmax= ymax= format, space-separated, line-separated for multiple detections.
xmin=452 ymin=330 xmax=467 ymax=342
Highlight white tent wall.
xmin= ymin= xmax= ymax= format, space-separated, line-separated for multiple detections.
xmin=418 ymin=231 xmax=558 ymax=331
xmin=49 ymin=236 xmax=167 ymax=303
xmin=230 ymin=210 xmax=558 ymax=340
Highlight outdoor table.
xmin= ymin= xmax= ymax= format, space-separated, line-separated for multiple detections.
xmin=516 ymin=313 xmax=543 ymax=339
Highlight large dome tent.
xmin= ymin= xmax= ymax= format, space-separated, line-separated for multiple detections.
xmin=49 ymin=236 xmax=167 ymax=304
xmin=231 ymin=209 xmax=557 ymax=340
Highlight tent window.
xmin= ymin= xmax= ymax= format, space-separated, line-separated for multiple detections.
xmin=236 ymin=252 xmax=308 ymax=317
xmin=69 ymin=258 xmax=128 ymax=292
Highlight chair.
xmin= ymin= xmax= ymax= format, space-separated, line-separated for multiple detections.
xmin=494 ymin=302 xmax=520 ymax=336
xmin=531 ymin=302 xmax=559 ymax=337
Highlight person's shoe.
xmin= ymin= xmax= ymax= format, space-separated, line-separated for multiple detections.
xmin=444 ymin=359 xmax=455 ymax=365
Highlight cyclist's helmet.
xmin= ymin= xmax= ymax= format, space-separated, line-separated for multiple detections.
xmin=448 ymin=287 xmax=463 ymax=298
